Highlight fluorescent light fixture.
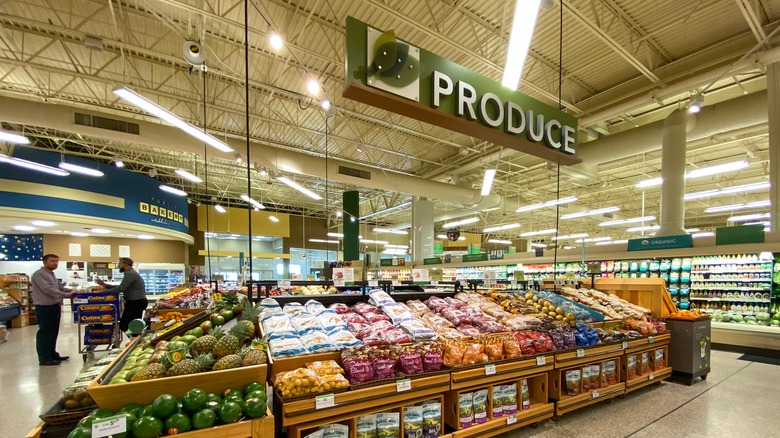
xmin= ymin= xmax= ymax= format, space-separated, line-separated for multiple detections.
xmin=0 ymin=130 xmax=30 ymax=144
xmin=360 ymin=239 xmax=389 ymax=245
xmin=560 ymin=206 xmax=620 ymax=220
xmin=704 ymin=200 xmax=770 ymax=213
xmin=31 ymin=220 xmax=55 ymax=227
xmin=240 ymin=194 xmax=265 ymax=210
xmin=309 ymin=239 xmax=339 ymax=244
xmin=0 ymin=153 xmax=69 ymax=176
xmin=483 ymin=223 xmax=521 ymax=233
xmin=138 ymin=234 xmax=155 ymax=240
xmin=685 ymin=181 xmax=770 ymax=200
xmin=596 ymin=239 xmax=628 ymax=246
xmin=501 ymin=0 xmax=543 ymax=89
xmin=113 ymin=87 xmax=234 ymax=153
xmin=727 ymin=213 xmax=770 ymax=222
xmin=327 ymin=232 xmax=344 ymax=238
xmin=436 ymin=234 xmax=466 ymax=241
xmin=58 ymin=162 xmax=104 ymax=177
xmin=487 ymin=239 xmax=513 ymax=244
xmin=636 ymin=177 xmax=662 ymax=189
xmin=530 ymin=243 xmax=547 ymax=248
xmin=360 ymin=202 xmax=411 ymax=220
xmin=599 ymin=216 xmax=656 ymax=227
xmin=686 ymin=160 xmax=749 ymax=179
xmin=685 ymin=228 xmax=700 ymax=233
xmin=115 ymin=159 xmax=124 ymax=168
xmin=385 ymin=244 xmax=410 ymax=249
xmin=160 ymin=184 xmax=187 ymax=197
xmin=276 ymin=176 xmax=323 ymax=200
xmin=480 ymin=168 xmax=496 ymax=196
xmin=307 ymin=79 xmax=320 ymax=95
xmin=71 ymin=232 xmax=89 ymax=237
xmin=443 ymin=217 xmax=479 ymax=228
xmin=743 ymin=221 xmax=770 ymax=226
xmin=91 ymin=228 xmax=111 ymax=234
xmin=563 ymin=246 xmax=575 ymax=250
xmin=175 ymin=168 xmax=203 ymax=183
xmin=373 ymin=228 xmax=408 ymax=235
xmin=692 ymin=232 xmax=715 ymax=238
xmin=383 ymin=249 xmax=408 ymax=255
xmin=13 ymin=225 xmax=36 ymax=231
xmin=520 ymin=228 xmax=557 ymax=237
xmin=626 ymin=225 xmax=660 ymax=233
xmin=204 ymin=232 xmax=217 ymax=237
xmin=269 ymin=215 xmax=280 ymax=223
xmin=214 ymin=204 xmax=226 ymax=213
xmin=552 ymin=233 xmax=589 ymax=241
xmin=583 ymin=236 xmax=612 ymax=242
xmin=269 ymin=33 xmax=283 ymax=50
xmin=516 ymin=196 xmax=577 ymax=213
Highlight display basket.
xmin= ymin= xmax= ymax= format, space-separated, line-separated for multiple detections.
xmin=151 ymin=309 xmax=210 ymax=342
xmin=38 ymin=401 xmax=93 ymax=426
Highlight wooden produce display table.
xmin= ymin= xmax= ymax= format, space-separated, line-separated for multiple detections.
xmin=622 ymin=333 xmax=672 ymax=394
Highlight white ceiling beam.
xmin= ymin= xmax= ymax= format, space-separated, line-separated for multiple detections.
xmin=735 ymin=0 xmax=769 ymax=46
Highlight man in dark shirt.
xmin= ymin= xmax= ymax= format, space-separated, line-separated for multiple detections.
xmin=96 ymin=257 xmax=147 ymax=332
xmin=30 ymin=254 xmax=73 ymax=365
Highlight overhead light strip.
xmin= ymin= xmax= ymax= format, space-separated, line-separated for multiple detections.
xmin=704 ymin=200 xmax=770 ymax=213
xmin=636 ymin=160 xmax=750 ymax=188
xmin=501 ymin=0 xmax=543 ymax=89
xmin=240 ymin=194 xmax=265 ymax=210
xmin=442 ymin=217 xmax=480 ymax=228
xmin=516 ymin=196 xmax=577 ymax=213
xmin=373 ymin=228 xmax=408 ymax=235
xmin=599 ymin=216 xmax=656 ymax=227
xmin=519 ymin=228 xmax=557 ymax=237
xmin=685 ymin=181 xmax=770 ymax=200
xmin=360 ymin=202 xmax=411 ymax=220
xmin=0 ymin=153 xmax=70 ymax=176
xmin=175 ymin=168 xmax=203 ymax=183
xmin=276 ymin=176 xmax=323 ymax=200
xmin=727 ymin=213 xmax=770 ymax=222
xmin=560 ymin=206 xmax=620 ymax=220
xmin=59 ymin=162 xmax=104 ymax=177
xmin=487 ymin=239 xmax=513 ymax=244
xmin=551 ymin=233 xmax=589 ymax=241
xmin=480 ymin=169 xmax=496 ymax=196
xmin=626 ymin=225 xmax=660 ymax=233
xmin=160 ymin=184 xmax=187 ymax=197
xmin=483 ymin=223 xmax=521 ymax=233
xmin=0 ymin=130 xmax=30 ymax=144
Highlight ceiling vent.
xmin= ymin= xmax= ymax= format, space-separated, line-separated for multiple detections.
xmin=75 ymin=113 xmax=139 ymax=135
xmin=338 ymin=165 xmax=371 ymax=180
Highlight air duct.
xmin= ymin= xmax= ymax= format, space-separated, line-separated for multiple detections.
xmin=656 ymin=110 xmax=692 ymax=237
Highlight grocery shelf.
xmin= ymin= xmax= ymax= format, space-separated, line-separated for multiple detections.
xmin=690 ymin=297 xmax=770 ymax=303
xmin=690 ymin=278 xmax=770 ymax=282
xmin=690 ymin=270 xmax=771 ymax=274
xmin=689 ymin=287 xmax=770 ymax=292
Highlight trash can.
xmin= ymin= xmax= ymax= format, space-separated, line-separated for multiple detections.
xmin=665 ymin=317 xmax=711 ymax=385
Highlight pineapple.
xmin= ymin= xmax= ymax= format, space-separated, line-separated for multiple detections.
xmin=189 ymin=332 xmax=218 ymax=357
xmin=166 ymin=353 xmax=215 ymax=377
xmin=131 ymin=363 xmax=167 ymax=382
xmin=212 ymin=325 xmax=243 ymax=358
xmin=213 ymin=354 xmax=242 ymax=371
xmin=236 ymin=300 xmax=260 ymax=340
xmin=240 ymin=345 xmax=267 ymax=366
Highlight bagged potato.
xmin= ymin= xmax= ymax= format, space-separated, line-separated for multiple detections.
xmin=404 ymin=405 xmax=423 ymax=438
xmin=422 ymin=401 xmax=442 ymax=438
xmin=376 ymin=412 xmax=400 ymax=438
xmin=307 ymin=360 xmax=344 ymax=376
xmin=357 ymin=414 xmax=377 ymax=438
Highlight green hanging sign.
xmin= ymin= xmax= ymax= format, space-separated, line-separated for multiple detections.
xmin=423 ymin=257 xmax=442 ymax=265
xmin=463 ymin=253 xmax=489 ymax=263
xmin=628 ymin=235 xmax=693 ymax=251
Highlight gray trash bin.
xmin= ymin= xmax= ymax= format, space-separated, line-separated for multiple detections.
xmin=665 ymin=317 xmax=711 ymax=385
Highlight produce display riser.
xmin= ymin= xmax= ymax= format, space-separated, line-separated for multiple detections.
xmin=262 ymin=294 xmax=366 ymax=306
xmin=276 ymin=373 xmax=451 ymax=428
xmin=449 ymin=354 xmax=554 ymax=391
xmin=444 ymin=372 xmax=551 ymax=434
xmin=623 ymin=366 xmax=673 ymax=394
xmin=151 ymin=310 xmax=211 ymax=342
xmin=265 ymin=350 xmax=341 ymax=382
xmin=549 ymin=360 xmax=626 ymax=418
xmin=554 ymin=342 xmax=626 ymax=369
xmin=580 ymin=278 xmax=676 ymax=318
xmin=623 ymin=333 xmax=671 ymax=355
xmin=285 ymin=394 xmax=445 ymax=438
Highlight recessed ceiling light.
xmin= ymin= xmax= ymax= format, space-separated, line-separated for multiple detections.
xmin=269 ymin=33 xmax=283 ymax=50
xmin=13 ymin=225 xmax=36 ymax=231
xmin=31 ymin=220 xmax=55 ymax=227
xmin=138 ymin=234 xmax=154 ymax=239
xmin=307 ymin=79 xmax=320 ymax=95
xmin=71 ymin=232 xmax=89 ymax=237
xmin=91 ymin=228 xmax=111 ymax=234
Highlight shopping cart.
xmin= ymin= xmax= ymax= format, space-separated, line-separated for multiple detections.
xmin=74 ymin=300 xmax=122 ymax=361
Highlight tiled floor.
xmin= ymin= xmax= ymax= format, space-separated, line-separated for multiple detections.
xmin=3 ymin=311 xmax=777 ymax=438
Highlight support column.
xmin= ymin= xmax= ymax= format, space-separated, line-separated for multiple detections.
xmin=768 ymin=63 xmax=780 ymax=235
xmin=343 ymin=191 xmax=360 ymax=261
xmin=656 ymin=109 xmax=690 ymax=237
xmin=412 ymin=198 xmax=434 ymax=261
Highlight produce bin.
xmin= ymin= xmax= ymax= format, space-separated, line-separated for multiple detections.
xmin=665 ymin=318 xmax=711 ymax=385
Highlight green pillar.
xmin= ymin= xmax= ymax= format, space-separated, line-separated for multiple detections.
xmin=343 ymin=191 xmax=360 ymax=261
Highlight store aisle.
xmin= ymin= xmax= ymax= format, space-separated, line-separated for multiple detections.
xmin=3 ymin=312 xmax=777 ymax=438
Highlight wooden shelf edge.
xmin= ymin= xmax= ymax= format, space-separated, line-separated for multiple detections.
xmin=554 ymin=382 xmax=626 ymax=414
xmin=624 ymin=368 xmax=673 ymax=392
xmin=451 ymin=404 xmax=554 ymax=438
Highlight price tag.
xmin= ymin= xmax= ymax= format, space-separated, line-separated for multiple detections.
xmin=396 ymin=379 xmax=412 ymax=392
xmin=392 ymin=280 xmax=402 ymax=286
xmin=315 ymin=394 xmax=335 ymax=409
xmin=648 ymin=336 xmax=655 ymax=344
xmin=430 ymin=280 xmax=439 ymax=286
xmin=536 ymin=356 xmax=546 ymax=366
xmin=506 ymin=414 xmax=517 ymax=425
xmin=576 ymin=349 xmax=585 ymax=358
xmin=333 ymin=279 xmax=346 ymax=287
xmin=484 ymin=364 xmax=496 ymax=375
xmin=648 ymin=373 xmax=655 ymax=381
xmin=368 ymin=280 xmax=379 ymax=287
xmin=591 ymin=390 xmax=600 ymax=399
xmin=278 ymin=280 xmax=291 ymax=289
xmin=510 ymin=280 xmax=517 ymax=286
xmin=92 ymin=414 xmax=127 ymax=437
xmin=622 ymin=341 xmax=628 ymax=350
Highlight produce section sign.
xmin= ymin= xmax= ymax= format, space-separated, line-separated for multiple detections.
xmin=463 ymin=253 xmax=488 ymax=262
xmin=628 ymin=235 xmax=693 ymax=251
xmin=423 ymin=257 xmax=442 ymax=265
xmin=344 ymin=17 xmax=580 ymax=165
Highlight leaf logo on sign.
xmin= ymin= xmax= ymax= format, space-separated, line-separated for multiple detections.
xmin=370 ymin=30 xmax=419 ymax=87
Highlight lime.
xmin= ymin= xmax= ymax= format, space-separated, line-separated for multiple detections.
xmin=218 ymin=401 xmax=243 ymax=424
xmin=206 ymin=393 xmax=222 ymax=404
xmin=223 ymin=387 xmax=243 ymax=398
xmin=124 ymin=368 xmax=139 ymax=381
xmin=244 ymin=390 xmax=267 ymax=402
xmin=191 ymin=408 xmax=217 ymax=430
xmin=75 ymin=416 xmax=93 ymax=429
xmin=122 ymin=412 xmax=138 ymax=431
xmin=66 ymin=426 xmax=91 ymax=438
xmin=220 ymin=310 xmax=234 ymax=321
xmin=204 ymin=401 xmax=221 ymax=413
xmin=182 ymin=388 xmax=208 ymax=413
xmin=139 ymin=404 xmax=155 ymax=418
xmin=131 ymin=416 xmax=163 ymax=438
xmin=151 ymin=394 xmax=178 ymax=419
xmin=90 ymin=407 xmax=114 ymax=418
xmin=177 ymin=401 xmax=185 ymax=413
xmin=109 ymin=378 xmax=128 ymax=385
xmin=227 ymin=397 xmax=246 ymax=413
xmin=243 ymin=382 xmax=264 ymax=395
xmin=244 ymin=398 xmax=267 ymax=419
xmin=164 ymin=412 xmax=191 ymax=434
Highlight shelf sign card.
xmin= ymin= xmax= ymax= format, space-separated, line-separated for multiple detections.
xmin=343 ymin=17 xmax=580 ymax=165
xmin=332 ymin=268 xmax=355 ymax=284
xmin=484 ymin=270 xmax=498 ymax=284
xmin=463 ymin=253 xmax=488 ymax=263
xmin=628 ymin=235 xmax=693 ymax=252
xmin=489 ymin=249 xmax=505 ymax=260
xmin=92 ymin=414 xmax=127 ymax=437
xmin=412 ymin=269 xmax=430 ymax=283
xmin=423 ymin=257 xmax=442 ymax=265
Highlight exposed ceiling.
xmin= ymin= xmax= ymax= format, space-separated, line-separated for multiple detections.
xmin=0 ymin=0 xmax=778 ymax=248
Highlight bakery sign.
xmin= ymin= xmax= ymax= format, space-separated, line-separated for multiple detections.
xmin=139 ymin=196 xmax=186 ymax=227
xmin=344 ymin=17 xmax=580 ymax=165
